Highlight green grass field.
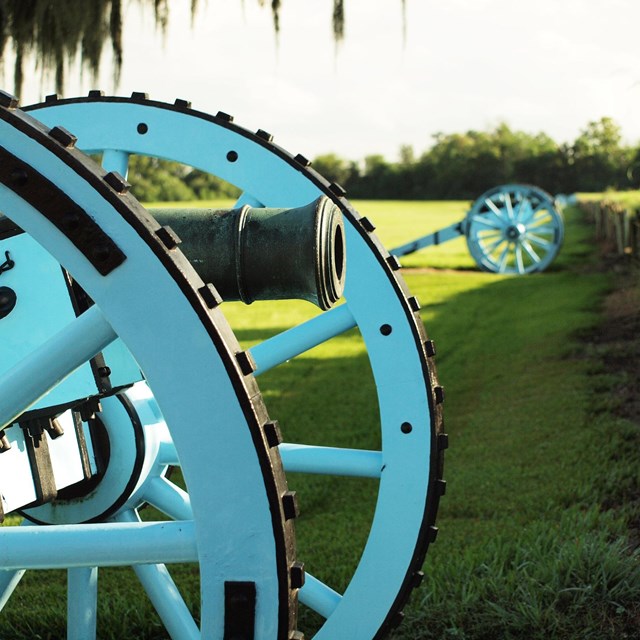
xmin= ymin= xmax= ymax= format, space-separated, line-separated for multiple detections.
xmin=1 ymin=198 xmax=639 ymax=639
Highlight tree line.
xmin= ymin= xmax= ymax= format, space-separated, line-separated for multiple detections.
xmin=126 ymin=116 xmax=639 ymax=202
xmin=313 ymin=117 xmax=638 ymax=200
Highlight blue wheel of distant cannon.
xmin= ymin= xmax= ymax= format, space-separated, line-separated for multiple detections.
xmin=464 ymin=184 xmax=564 ymax=274
xmin=0 ymin=99 xmax=297 ymax=639
xmin=26 ymin=93 xmax=447 ymax=638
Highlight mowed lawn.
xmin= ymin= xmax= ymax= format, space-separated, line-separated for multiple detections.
xmin=223 ymin=199 xmax=640 ymax=639
xmin=1 ymin=199 xmax=639 ymax=639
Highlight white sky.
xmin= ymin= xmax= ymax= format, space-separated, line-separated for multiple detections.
xmin=14 ymin=0 xmax=640 ymax=162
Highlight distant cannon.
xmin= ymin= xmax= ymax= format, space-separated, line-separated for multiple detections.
xmin=392 ymin=184 xmax=564 ymax=274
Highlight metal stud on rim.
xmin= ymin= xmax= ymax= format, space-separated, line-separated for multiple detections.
xmin=0 ymin=98 xmax=297 ymax=639
xmin=26 ymin=94 xmax=447 ymax=639
xmin=464 ymin=183 xmax=564 ymax=274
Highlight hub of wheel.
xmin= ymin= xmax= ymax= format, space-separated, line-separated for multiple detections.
xmin=504 ymin=223 xmax=526 ymax=241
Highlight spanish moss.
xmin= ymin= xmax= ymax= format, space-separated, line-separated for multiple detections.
xmin=0 ymin=0 xmax=170 ymax=99
xmin=0 ymin=0 xmax=385 ymax=99
xmin=333 ymin=0 xmax=344 ymax=43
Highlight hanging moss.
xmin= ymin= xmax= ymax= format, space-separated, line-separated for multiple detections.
xmin=0 ymin=0 xmax=378 ymax=100
xmin=333 ymin=0 xmax=344 ymax=43
xmin=0 ymin=0 xmax=170 ymax=99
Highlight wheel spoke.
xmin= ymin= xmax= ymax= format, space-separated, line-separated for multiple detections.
xmin=133 ymin=563 xmax=200 ymax=640
xmin=477 ymin=232 xmax=503 ymax=246
xmin=526 ymin=223 xmax=555 ymax=235
xmin=483 ymin=236 xmax=507 ymax=255
xmin=0 ymin=520 xmax=197 ymax=570
xmin=484 ymin=198 xmax=507 ymax=221
xmin=0 ymin=570 xmax=25 ymax=612
xmin=519 ymin=203 xmax=544 ymax=225
xmin=521 ymin=240 xmax=541 ymax=264
xmin=515 ymin=244 xmax=525 ymax=274
xmin=0 ymin=305 xmax=117 ymax=430
xmin=117 ymin=511 xmax=200 ymax=640
xmin=101 ymin=149 xmax=130 ymax=178
xmin=299 ymin=572 xmax=342 ymax=619
xmin=514 ymin=196 xmax=531 ymax=222
xmin=527 ymin=233 xmax=552 ymax=249
xmin=497 ymin=244 xmax=511 ymax=272
xmin=234 ymin=192 xmax=264 ymax=208
xmin=250 ymin=304 xmax=356 ymax=375
xmin=67 ymin=567 xmax=98 ymax=640
xmin=504 ymin=192 xmax=515 ymax=221
xmin=279 ymin=444 xmax=383 ymax=478
xmin=143 ymin=476 xmax=193 ymax=521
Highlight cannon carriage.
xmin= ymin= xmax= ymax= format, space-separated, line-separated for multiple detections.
xmin=0 ymin=92 xmax=447 ymax=639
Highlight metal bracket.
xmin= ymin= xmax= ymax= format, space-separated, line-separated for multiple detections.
xmin=0 ymin=250 xmax=14 ymax=275
xmin=224 ymin=581 xmax=256 ymax=639
xmin=19 ymin=418 xmax=58 ymax=505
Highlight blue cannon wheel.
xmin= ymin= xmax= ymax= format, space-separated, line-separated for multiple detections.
xmin=464 ymin=184 xmax=564 ymax=274
xmin=0 ymin=99 xmax=298 ymax=639
xmin=27 ymin=93 xmax=447 ymax=639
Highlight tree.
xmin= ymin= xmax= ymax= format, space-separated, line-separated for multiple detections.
xmin=126 ymin=156 xmax=241 ymax=202
xmin=569 ymin=117 xmax=631 ymax=190
xmin=312 ymin=153 xmax=355 ymax=188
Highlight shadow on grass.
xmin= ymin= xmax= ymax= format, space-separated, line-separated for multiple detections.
xmin=2 ymin=207 xmax=637 ymax=640
xmin=389 ymin=209 xmax=640 ymax=639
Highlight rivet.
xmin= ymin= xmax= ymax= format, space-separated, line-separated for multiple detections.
xmin=10 ymin=168 xmax=28 ymax=186
xmin=0 ymin=91 xmax=18 ymax=109
xmin=359 ymin=217 xmax=376 ymax=232
xmin=263 ymin=420 xmax=282 ymax=448
xmin=0 ymin=286 xmax=17 ymax=319
xmin=92 ymin=245 xmax=111 ymax=263
xmin=424 ymin=340 xmax=436 ymax=357
xmin=329 ymin=182 xmax=346 ymax=197
xmin=62 ymin=211 xmax=81 ymax=231
xmin=216 ymin=111 xmax=234 ymax=122
xmin=155 ymin=226 xmax=181 ymax=250
xmin=294 ymin=154 xmax=310 ymax=167
xmin=198 ymin=284 xmax=222 ymax=309
xmin=255 ymin=129 xmax=273 ymax=142
xmin=282 ymin=491 xmax=299 ymax=520
xmin=49 ymin=126 xmax=77 ymax=148
xmin=104 ymin=171 xmax=131 ymax=194
xmin=290 ymin=562 xmax=305 ymax=589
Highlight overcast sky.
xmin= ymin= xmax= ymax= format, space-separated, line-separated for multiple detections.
xmin=16 ymin=0 xmax=640 ymax=162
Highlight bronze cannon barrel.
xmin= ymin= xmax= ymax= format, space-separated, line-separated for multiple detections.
xmin=151 ymin=196 xmax=346 ymax=310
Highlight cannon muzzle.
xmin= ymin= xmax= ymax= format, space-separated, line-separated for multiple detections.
xmin=151 ymin=196 xmax=345 ymax=310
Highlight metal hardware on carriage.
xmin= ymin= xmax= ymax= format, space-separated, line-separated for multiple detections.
xmin=0 ymin=196 xmax=345 ymax=517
